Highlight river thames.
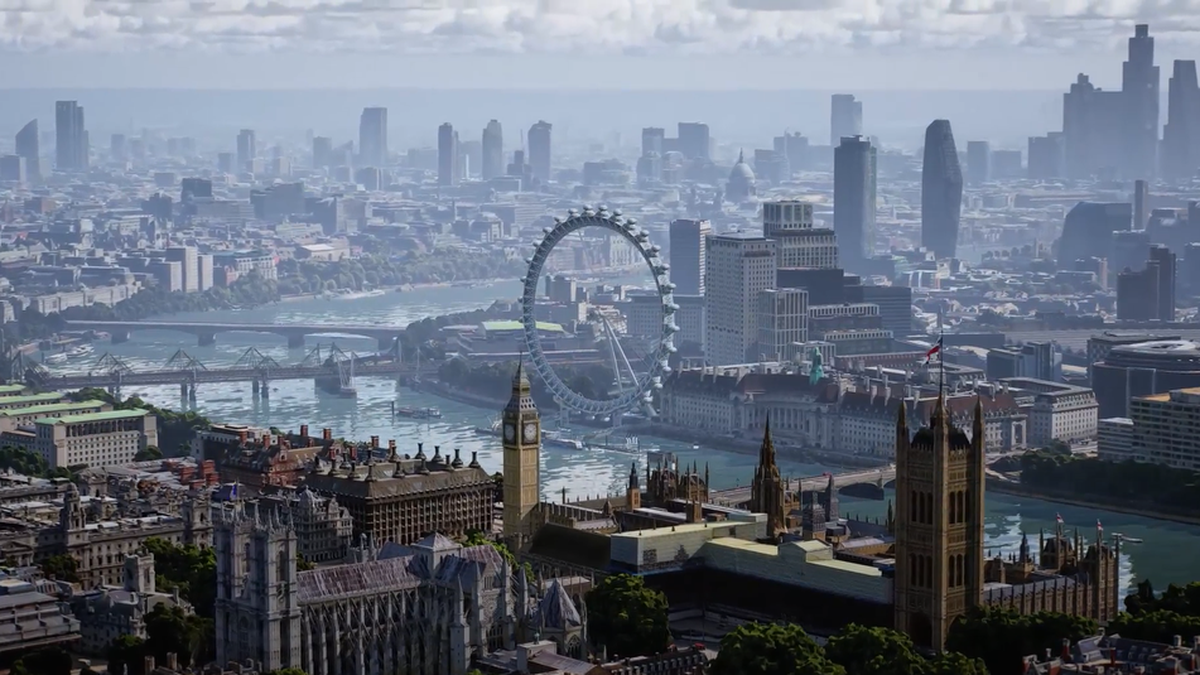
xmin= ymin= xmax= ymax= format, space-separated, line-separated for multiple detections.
xmin=47 ymin=279 xmax=1200 ymax=596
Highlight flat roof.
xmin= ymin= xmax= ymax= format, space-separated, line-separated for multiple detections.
xmin=481 ymin=320 xmax=565 ymax=333
xmin=35 ymin=409 xmax=148 ymax=426
xmin=0 ymin=385 xmax=27 ymax=396
xmin=0 ymin=400 xmax=108 ymax=418
xmin=0 ymin=393 xmax=66 ymax=406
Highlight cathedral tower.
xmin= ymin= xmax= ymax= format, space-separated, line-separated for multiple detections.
xmin=502 ymin=362 xmax=540 ymax=544
xmin=893 ymin=396 xmax=986 ymax=650
xmin=749 ymin=417 xmax=787 ymax=540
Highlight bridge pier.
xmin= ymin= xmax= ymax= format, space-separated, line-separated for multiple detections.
xmin=287 ymin=335 xmax=306 ymax=349
xmin=197 ymin=332 xmax=216 ymax=347
xmin=111 ymin=330 xmax=130 ymax=345
xmin=252 ymin=379 xmax=270 ymax=400
xmin=180 ymin=383 xmax=197 ymax=402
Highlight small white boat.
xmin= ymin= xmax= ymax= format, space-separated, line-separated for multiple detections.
xmin=692 ymin=444 xmax=700 ymax=450
xmin=44 ymin=352 xmax=68 ymax=365
xmin=67 ymin=344 xmax=94 ymax=358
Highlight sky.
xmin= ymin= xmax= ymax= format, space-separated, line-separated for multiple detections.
xmin=2 ymin=0 xmax=1200 ymax=89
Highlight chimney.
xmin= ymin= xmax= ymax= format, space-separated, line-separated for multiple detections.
xmin=350 ymin=445 xmax=358 ymax=461
xmin=1175 ymin=635 xmax=1183 ymax=648
xmin=370 ymin=435 xmax=379 ymax=449
xmin=166 ymin=652 xmax=178 ymax=670
xmin=1062 ymin=638 xmax=1071 ymax=660
xmin=144 ymin=656 xmax=156 ymax=673
xmin=323 ymin=427 xmax=332 ymax=441
xmin=389 ymin=439 xmax=397 ymax=451
xmin=300 ymin=424 xmax=309 ymax=442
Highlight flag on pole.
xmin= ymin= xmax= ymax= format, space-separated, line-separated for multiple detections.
xmin=924 ymin=336 xmax=944 ymax=365
xmin=1056 ymin=513 xmax=1064 ymax=525
xmin=1097 ymin=519 xmax=1103 ymax=533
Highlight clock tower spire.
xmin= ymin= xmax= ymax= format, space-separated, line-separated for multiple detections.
xmin=502 ymin=360 xmax=540 ymax=545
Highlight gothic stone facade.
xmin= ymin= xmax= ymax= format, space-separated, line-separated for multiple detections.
xmin=215 ymin=508 xmax=585 ymax=675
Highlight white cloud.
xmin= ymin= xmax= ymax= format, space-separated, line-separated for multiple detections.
xmin=0 ymin=0 xmax=1197 ymax=55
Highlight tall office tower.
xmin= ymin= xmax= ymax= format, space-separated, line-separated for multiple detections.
xmin=437 ymin=123 xmax=460 ymax=187
xmin=1134 ymin=179 xmax=1150 ymax=229
xmin=528 ymin=121 xmax=552 ymax=183
xmin=756 ymin=288 xmax=809 ymax=362
xmin=55 ymin=101 xmax=88 ymax=172
xmin=1027 ymin=133 xmax=1065 ymax=179
xmin=481 ymin=120 xmax=504 ymax=181
xmin=705 ymin=233 xmax=777 ymax=366
xmin=763 ymin=200 xmax=839 ymax=269
xmin=1163 ymin=60 xmax=1200 ymax=182
xmin=166 ymin=246 xmax=200 ymax=293
xmin=678 ymin=122 xmax=710 ymax=161
xmin=965 ymin=141 xmax=991 ymax=185
xmin=359 ymin=107 xmax=388 ymax=167
xmin=830 ymin=94 xmax=863 ymax=147
xmin=921 ymin=120 xmax=964 ymax=260
xmin=311 ymin=136 xmax=333 ymax=168
xmin=1123 ymin=24 xmax=1160 ymax=180
xmin=0 ymin=156 xmax=25 ymax=183
xmin=1149 ymin=244 xmax=1176 ymax=321
xmin=111 ymin=134 xmax=127 ymax=163
xmin=669 ymin=219 xmax=712 ymax=296
xmin=236 ymin=129 xmax=256 ymax=170
xmin=642 ymin=127 xmax=665 ymax=156
xmin=15 ymin=119 xmax=39 ymax=182
xmin=833 ymin=135 xmax=877 ymax=268
xmin=217 ymin=153 xmax=234 ymax=174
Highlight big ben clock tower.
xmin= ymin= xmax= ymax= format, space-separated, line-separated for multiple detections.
xmin=502 ymin=362 xmax=540 ymax=544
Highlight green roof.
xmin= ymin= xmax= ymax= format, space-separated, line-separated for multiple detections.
xmin=0 ymin=384 xmax=28 ymax=396
xmin=0 ymin=393 xmax=67 ymax=407
xmin=481 ymin=320 xmax=565 ymax=333
xmin=35 ymin=409 xmax=149 ymax=426
xmin=0 ymin=400 xmax=108 ymax=418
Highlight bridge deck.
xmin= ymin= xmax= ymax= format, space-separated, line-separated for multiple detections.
xmin=710 ymin=466 xmax=896 ymax=506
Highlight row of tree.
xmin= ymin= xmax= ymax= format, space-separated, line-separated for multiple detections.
xmin=0 ymin=445 xmax=73 ymax=479
xmin=1019 ymin=450 xmax=1200 ymax=515
xmin=274 ymin=249 xmax=526 ymax=297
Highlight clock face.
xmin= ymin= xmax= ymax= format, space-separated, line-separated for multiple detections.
xmin=504 ymin=424 xmax=516 ymax=442
xmin=523 ymin=423 xmax=538 ymax=442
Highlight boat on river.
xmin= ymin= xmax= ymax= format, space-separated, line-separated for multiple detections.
xmin=396 ymin=406 xmax=443 ymax=420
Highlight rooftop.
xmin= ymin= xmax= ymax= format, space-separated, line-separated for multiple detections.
xmin=481 ymin=320 xmax=565 ymax=333
xmin=35 ymin=409 xmax=149 ymax=426
xmin=0 ymin=393 xmax=66 ymax=406
xmin=0 ymin=400 xmax=108 ymax=418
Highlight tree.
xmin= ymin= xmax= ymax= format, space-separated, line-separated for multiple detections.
xmin=145 ymin=603 xmax=212 ymax=667
xmin=10 ymin=648 xmax=72 ymax=675
xmin=928 ymin=652 xmax=988 ymax=675
xmin=824 ymin=624 xmax=927 ymax=675
xmin=39 ymin=554 xmax=79 ymax=582
xmin=713 ymin=622 xmax=844 ymax=675
xmin=106 ymin=634 xmax=148 ymax=675
xmin=585 ymin=574 xmax=671 ymax=659
xmin=297 ymin=553 xmax=316 ymax=572
xmin=134 ymin=445 xmax=163 ymax=462
xmin=267 ymin=669 xmax=309 ymax=675
xmin=140 ymin=538 xmax=217 ymax=619
xmin=946 ymin=606 xmax=1095 ymax=675
xmin=463 ymin=531 xmax=533 ymax=579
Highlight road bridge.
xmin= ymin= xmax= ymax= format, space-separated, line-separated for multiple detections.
xmin=64 ymin=319 xmax=405 ymax=349
xmin=710 ymin=465 xmax=896 ymax=507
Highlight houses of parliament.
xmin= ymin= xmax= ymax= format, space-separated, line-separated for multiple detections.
xmin=505 ymin=366 xmax=1122 ymax=649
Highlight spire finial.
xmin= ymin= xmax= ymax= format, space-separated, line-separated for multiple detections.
xmin=737 ymin=148 xmax=745 ymax=164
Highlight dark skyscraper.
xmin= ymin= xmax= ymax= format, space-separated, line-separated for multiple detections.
xmin=830 ymin=94 xmax=863 ymax=147
xmin=1123 ymin=24 xmax=1160 ymax=179
xmin=55 ymin=101 xmax=88 ymax=172
xmin=921 ymin=119 xmax=964 ymax=260
xmin=642 ymin=127 xmax=665 ymax=156
xmin=528 ymin=121 xmax=552 ymax=184
xmin=312 ymin=136 xmax=333 ymax=169
xmin=359 ymin=107 xmax=388 ymax=168
xmin=677 ymin=122 xmax=710 ymax=160
xmin=236 ymin=129 xmax=256 ymax=170
xmin=669 ymin=218 xmax=712 ymax=296
xmin=833 ymin=135 xmax=877 ymax=267
xmin=437 ymin=123 xmax=459 ymax=187
xmin=481 ymin=120 xmax=504 ymax=181
xmin=1163 ymin=59 xmax=1200 ymax=182
xmin=1149 ymin=244 xmax=1176 ymax=321
xmin=15 ymin=119 xmax=39 ymax=182
xmin=965 ymin=141 xmax=991 ymax=185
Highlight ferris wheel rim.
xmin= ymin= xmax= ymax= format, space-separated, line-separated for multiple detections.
xmin=520 ymin=207 xmax=677 ymax=417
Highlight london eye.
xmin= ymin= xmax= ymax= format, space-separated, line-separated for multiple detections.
xmin=520 ymin=206 xmax=678 ymax=417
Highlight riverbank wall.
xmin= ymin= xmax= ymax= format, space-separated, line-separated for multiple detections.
xmin=985 ymin=479 xmax=1200 ymax=527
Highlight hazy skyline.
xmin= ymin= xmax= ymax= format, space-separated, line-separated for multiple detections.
xmin=3 ymin=3 xmax=1200 ymax=90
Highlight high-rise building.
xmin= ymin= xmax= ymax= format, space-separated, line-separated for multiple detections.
xmin=0 ymin=155 xmax=25 ymax=183
xmin=668 ymin=219 xmax=712 ymax=296
xmin=830 ymin=94 xmax=863 ymax=147
xmin=236 ymin=129 xmax=256 ymax=171
xmin=1123 ymin=24 xmax=1160 ymax=180
xmin=965 ymin=141 xmax=991 ymax=185
xmin=1027 ymin=133 xmax=1065 ymax=179
xmin=705 ymin=233 xmax=777 ymax=366
xmin=1149 ymin=244 xmax=1176 ymax=321
xmin=15 ymin=119 xmax=39 ymax=182
xmin=833 ymin=135 xmax=877 ymax=267
xmin=312 ymin=136 xmax=333 ymax=169
xmin=1134 ymin=179 xmax=1150 ymax=229
xmin=111 ymin=134 xmax=127 ymax=163
xmin=642 ymin=127 xmax=665 ymax=156
xmin=481 ymin=120 xmax=504 ymax=181
xmin=763 ymin=200 xmax=839 ymax=270
xmin=756 ymin=288 xmax=808 ymax=362
xmin=1163 ymin=60 xmax=1200 ymax=182
xmin=358 ymin=107 xmax=388 ymax=168
xmin=678 ymin=122 xmax=710 ymax=161
xmin=502 ymin=365 xmax=540 ymax=544
xmin=528 ymin=121 xmax=552 ymax=184
xmin=921 ymin=119 xmax=964 ymax=260
xmin=437 ymin=123 xmax=459 ymax=187
xmin=166 ymin=246 xmax=201 ymax=294
xmin=55 ymin=101 xmax=88 ymax=172
xmin=217 ymin=153 xmax=235 ymax=174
